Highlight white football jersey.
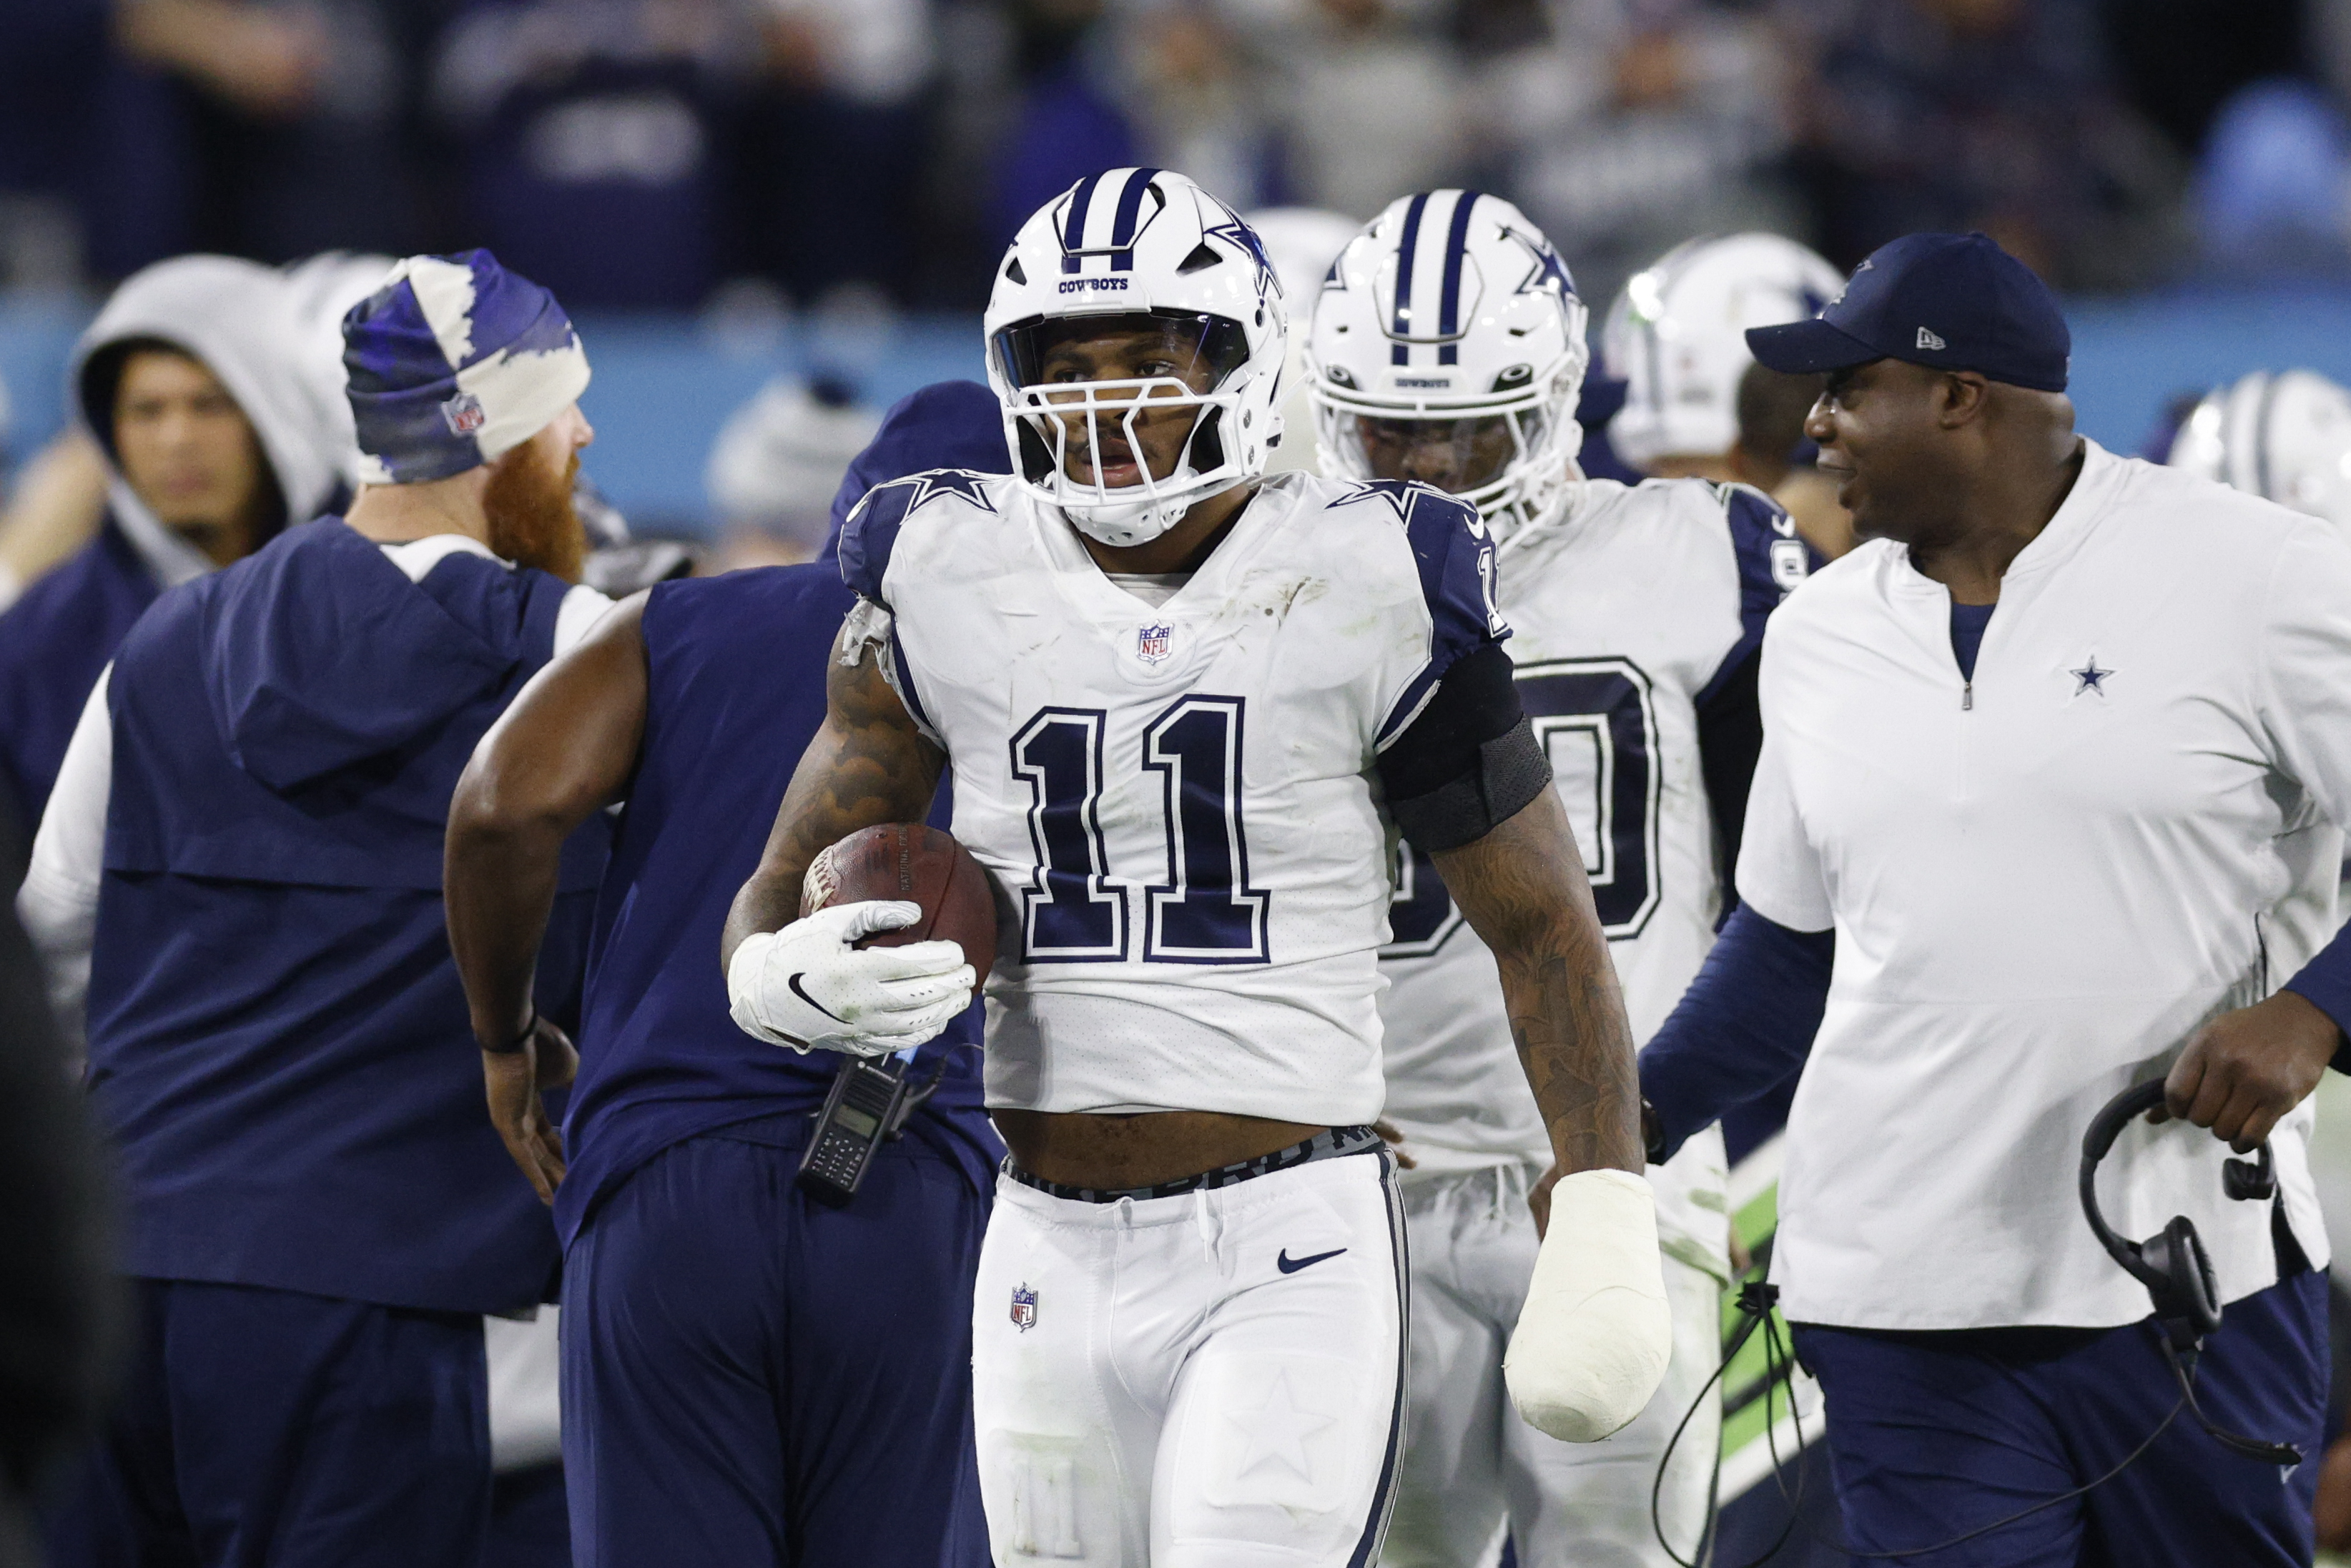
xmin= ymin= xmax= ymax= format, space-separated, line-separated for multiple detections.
xmin=1377 ymin=477 xmax=1810 ymax=1264
xmin=840 ymin=467 xmax=1506 ymax=1125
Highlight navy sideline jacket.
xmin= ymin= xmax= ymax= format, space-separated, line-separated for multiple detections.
xmin=89 ymin=519 xmax=603 ymax=1316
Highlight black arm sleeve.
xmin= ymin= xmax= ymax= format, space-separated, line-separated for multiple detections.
xmin=1695 ymin=646 xmax=1765 ymax=914
xmin=1376 ymin=644 xmax=1549 ymax=853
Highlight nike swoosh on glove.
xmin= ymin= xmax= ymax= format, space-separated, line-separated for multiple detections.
xmin=727 ymin=900 xmax=975 ymax=1057
xmin=1503 ymin=1167 xmax=1672 ymax=1441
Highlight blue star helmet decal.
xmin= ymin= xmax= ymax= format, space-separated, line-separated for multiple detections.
xmin=1499 ymin=223 xmax=1575 ymax=300
xmin=1203 ymin=202 xmax=1282 ymax=307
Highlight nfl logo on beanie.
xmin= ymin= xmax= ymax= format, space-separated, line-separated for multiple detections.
xmin=342 ymin=250 xmax=591 ymax=485
xmin=441 ymin=392 xmax=486 ymax=437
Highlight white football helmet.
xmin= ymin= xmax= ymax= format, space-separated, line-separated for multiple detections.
xmin=2168 ymin=370 xmax=2351 ymax=534
xmin=1307 ymin=190 xmax=1588 ymax=543
xmin=985 ymin=167 xmax=1286 ymax=548
xmin=1602 ymin=233 xmax=1845 ymax=473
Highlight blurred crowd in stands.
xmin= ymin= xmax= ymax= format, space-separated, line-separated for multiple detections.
xmin=4 ymin=0 xmax=2351 ymax=317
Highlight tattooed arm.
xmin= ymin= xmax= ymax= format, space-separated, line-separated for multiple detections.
xmin=1434 ymin=787 xmax=1644 ymax=1209
xmin=720 ymin=612 xmax=947 ymax=965
xmin=1446 ymin=789 xmax=1671 ymax=1442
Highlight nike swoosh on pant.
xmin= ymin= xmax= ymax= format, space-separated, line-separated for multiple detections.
xmin=1277 ymin=1248 xmax=1347 ymax=1274
xmin=787 ymin=973 xmax=844 ymax=1022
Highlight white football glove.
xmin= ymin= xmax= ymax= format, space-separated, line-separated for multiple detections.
xmin=1504 ymin=1168 xmax=1673 ymax=1442
xmin=727 ymin=900 xmax=975 ymax=1057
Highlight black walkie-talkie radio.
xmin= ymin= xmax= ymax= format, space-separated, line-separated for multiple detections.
xmin=797 ymin=1053 xmax=938 ymax=1205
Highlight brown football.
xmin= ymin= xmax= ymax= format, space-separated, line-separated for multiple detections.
xmin=800 ymin=822 xmax=1000 ymax=988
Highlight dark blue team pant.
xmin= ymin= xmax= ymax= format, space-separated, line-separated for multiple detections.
xmin=491 ymin=1464 xmax=571 ymax=1568
xmin=47 ymin=1278 xmax=491 ymax=1568
xmin=1793 ymin=1266 xmax=2328 ymax=1567
xmin=560 ymin=1113 xmax=991 ymax=1568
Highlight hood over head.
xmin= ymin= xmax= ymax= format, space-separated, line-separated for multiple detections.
xmin=72 ymin=255 xmax=343 ymax=589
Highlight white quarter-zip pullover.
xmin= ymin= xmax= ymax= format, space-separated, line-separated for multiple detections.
xmin=1740 ymin=438 xmax=2350 ymax=1330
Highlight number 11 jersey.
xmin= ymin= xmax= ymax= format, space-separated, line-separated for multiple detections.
xmin=839 ymin=468 xmax=1504 ymax=1127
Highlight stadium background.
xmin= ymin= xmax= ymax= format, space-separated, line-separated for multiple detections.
xmin=11 ymin=0 xmax=2351 ymax=1562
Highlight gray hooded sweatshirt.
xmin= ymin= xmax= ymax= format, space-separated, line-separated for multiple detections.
xmin=70 ymin=254 xmax=345 ymax=589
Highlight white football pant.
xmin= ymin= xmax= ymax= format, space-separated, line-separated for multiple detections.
xmin=1379 ymin=1163 xmax=1722 ymax=1568
xmin=973 ymin=1150 xmax=1408 ymax=1567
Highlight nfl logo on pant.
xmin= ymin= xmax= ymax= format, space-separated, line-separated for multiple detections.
xmin=1010 ymin=1284 xmax=1038 ymax=1331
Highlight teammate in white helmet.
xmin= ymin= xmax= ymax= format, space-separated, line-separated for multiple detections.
xmin=1604 ymin=232 xmax=1855 ymax=559
xmin=2167 ymin=368 xmax=2351 ymax=539
xmin=723 ymin=167 xmax=1672 ymax=1567
xmin=1309 ymin=191 xmax=1819 ymax=1568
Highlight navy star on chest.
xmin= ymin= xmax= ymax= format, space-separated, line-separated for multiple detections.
xmin=2070 ymin=657 xmax=2112 ymax=696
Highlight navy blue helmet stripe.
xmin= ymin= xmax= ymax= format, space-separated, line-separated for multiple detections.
xmin=1391 ymin=192 xmax=1430 ymax=367
xmin=1109 ymin=167 xmax=1160 ymax=272
xmin=1061 ymin=173 xmax=1104 ymax=275
xmin=1436 ymin=191 xmax=1480 ymax=366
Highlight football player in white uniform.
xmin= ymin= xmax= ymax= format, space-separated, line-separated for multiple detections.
xmin=1308 ymin=193 xmax=1816 ymax=1568
xmin=721 ymin=168 xmax=1673 ymax=1567
xmin=1605 ymin=232 xmax=1853 ymax=561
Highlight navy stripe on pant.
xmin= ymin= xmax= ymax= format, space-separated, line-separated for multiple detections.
xmin=561 ymin=1113 xmax=991 ymax=1568
xmin=1793 ymin=1261 xmax=2327 ymax=1567
xmin=46 ymin=1278 xmax=491 ymax=1568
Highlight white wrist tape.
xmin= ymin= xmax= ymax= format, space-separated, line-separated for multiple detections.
xmin=1504 ymin=1167 xmax=1672 ymax=1442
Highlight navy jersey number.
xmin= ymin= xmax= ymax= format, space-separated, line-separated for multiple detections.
xmin=1144 ymin=697 xmax=1270 ymax=962
xmin=1011 ymin=696 xmax=1268 ymax=964
xmin=1011 ymin=709 xmax=1127 ymax=960
xmin=1382 ymin=656 xmax=1662 ymax=956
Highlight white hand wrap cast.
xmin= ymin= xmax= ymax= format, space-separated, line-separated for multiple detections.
xmin=1504 ymin=1167 xmax=1673 ymax=1442
xmin=726 ymin=900 xmax=975 ymax=1057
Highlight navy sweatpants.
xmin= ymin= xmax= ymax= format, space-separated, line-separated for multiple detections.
xmin=48 ymin=1278 xmax=491 ymax=1568
xmin=560 ymin=1113 xmax=992 ymax=1568
xmin=1794 ymin=1266 xmax=2329 ymax=1567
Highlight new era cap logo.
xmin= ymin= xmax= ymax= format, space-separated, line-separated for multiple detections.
xmin=1917 ymin=327 xmax=1947 ymax=351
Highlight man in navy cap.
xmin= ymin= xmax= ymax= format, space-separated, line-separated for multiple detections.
xmin=21 ymin=250 xmax=611 ymax=1568
xmin=1636 ymin=232 xmax=2351 ymax=1563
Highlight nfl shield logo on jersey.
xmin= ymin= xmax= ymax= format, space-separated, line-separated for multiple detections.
xmin=440 ymin=391 xmax=486 ymax=437
xmin=1010 ymin=1283 xmax=1039 ymax=1331
xmin=1136 ymin=624 xmax=1174 ymax=665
